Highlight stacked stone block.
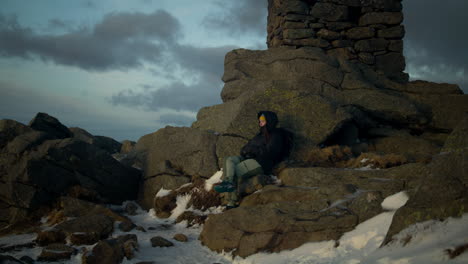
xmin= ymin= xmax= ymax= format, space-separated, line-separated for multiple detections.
xmin=267 ymin=0 xmax=407 ymax=82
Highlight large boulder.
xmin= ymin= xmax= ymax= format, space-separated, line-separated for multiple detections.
xmin=82 ymin=234 xmax=138 ymax=264
xmin=200 ymin=163 xmax=428 ymax=257
xmin=221 ymin=47 xmax=343 ymax=87
xmin=138 ymin=174 xmax=191 ymax=210
xmin=138 ymin=126 xmax=219 ymax=179
xmin=201 ymin=202 xmax=358 ymax=258
xmin=38 ymin=244 xmax=77 ymax=262
xmin=442 ymin=114 xmax=468 ymax=152
xmin=120 ymin=140 xmax=136 ymax=154
xmin=136 ymin=126 xmax=219 ymax=209
xmin=278 ymin=163 xmax=427 ymax=197
xmin=383 ymin=149 xmax=468 ymax=245
xmin=193 ymin=47 xmax=432 ymax=160
xmin=367 ymin=128 xmax=441 ymax=162
xmin=70 ymin=127 xmax=122 ymax=154
xmin=28 ymin=112 xmax=72 ymax=139
xmin=399 ymin=81 xmax=468 ymax=131
xmin=0 ymin=137 xmax=141 ymax=227
xmin=0 ymin=119 xmax=33 ymax=149
xmin=55 ymin=214 xmax=114 ymax=245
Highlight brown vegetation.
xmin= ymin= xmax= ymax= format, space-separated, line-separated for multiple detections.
xmin=446 ymin=243 xmax=468 ymax=259
xmin=305 ymin=145 xmax=408 ymax=169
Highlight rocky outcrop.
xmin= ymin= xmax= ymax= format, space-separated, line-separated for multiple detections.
xmin=70 ymin=127 xmax=122 ymax=154
xmin=383 ymin=119 xmax=468 ymax=245
xmin=200 ymin=162 xmax=426 ymax=257
xmin=0 ymin=113 xmax=140 ymax=229
xmin=135 ymin=46 xmax=464 ymax=216
xmin=0 ymin=0 xmax=453 ymax=260
xmin=82 ymin=234 xmax=138 ymax=264
xmin=37 ymin=244 xmax=77 ymax=262
xmin=192 ymin=47 xmax=456 ymax=161
xmin=136 ymin=126 xmax=219 ymax=209
xmin=29 ymin=112 xmax=72 ymax=139
xmin=442 ymin=114 xmax=468 ymax=152
xmin=191 ymin=6 xmax=467 ymax=255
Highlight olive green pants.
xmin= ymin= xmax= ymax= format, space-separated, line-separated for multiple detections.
xmin=223 ymin=156 xmax=263 ymax=206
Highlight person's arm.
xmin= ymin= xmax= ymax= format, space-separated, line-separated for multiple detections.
xmin=240 ymin=135 xmax=266 ymax=159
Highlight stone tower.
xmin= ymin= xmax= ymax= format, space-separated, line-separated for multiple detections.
xmin=267 ymin=0 xmax=407 ymax=82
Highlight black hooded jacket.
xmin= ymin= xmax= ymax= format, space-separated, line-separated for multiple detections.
xmin=240 ymin=111 xmax=291 ymax=174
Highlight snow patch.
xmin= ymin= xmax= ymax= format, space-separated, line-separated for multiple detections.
xmin=156 ymin=188 xmax=171 ymax=198
xmin=381 ymin=191 xmax=409 ymax=211
xmin=169 ymin=193 xmax=192 ymax=220
xmin=205 ymin=170 xmax=223 ymax=191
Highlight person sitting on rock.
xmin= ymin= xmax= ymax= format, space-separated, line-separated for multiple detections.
xmin=214 ymin=111 xmax=292 ymax=208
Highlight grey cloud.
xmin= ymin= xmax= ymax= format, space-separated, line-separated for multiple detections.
xmin=94 ymin=11 xmax=181 ymax=42
xmin=157 ymin=113 xmax=196 ymax=127
xmin=172 ymin=44 xmax=238 ymax=77
xmin=111 ymin=73 xmax=222 ymax=112
xmin=0 ymin=10 xmax=181 ymax=71
xmin=83 ymin=1 xmax=96 ymax=8
xmin=48 ymin=19 xmax=69 ymax=29
xmin=111 ymin=44 xmax=236 ymax=112
xmin=202 ymin=0 xmax=268 ymax=36
xmin=403 ymin=0 xmax=468 ymax=92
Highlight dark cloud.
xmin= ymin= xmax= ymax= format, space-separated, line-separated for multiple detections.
xmin=0 ymin=10 xmax=181 ymax=71
xmin=157 ymin=113 xmax=196 ymax=127
xmin=48 ymin=18 xmax=68 ymax=29
xmin=172 ymin=44 xmax=237 ymax=77
xmin=83 ymin=1 xmax=96 ymax=8
xmin=403 ymin=0 xmax=468 ymax=92
xmin=111 ymin=73 xmax=222 ymax=112
xmin=111 ymin=44 xmax=236 ymax=112
xmin=202 ymin=0 xmax=268 ymax=36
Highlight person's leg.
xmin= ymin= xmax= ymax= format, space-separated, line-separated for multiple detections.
xmin=227 ymin=159 xmax=264 ymax=208
xmin=226 ymin=191 xmax=238 ymax=208
xmin=214 ymin=156 xmax=243 ymax=194
xmin=223 ymin=156 xmax=243 ymax=183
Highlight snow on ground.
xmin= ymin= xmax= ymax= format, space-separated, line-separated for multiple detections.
xmin=204 ymin=169 xmax=223 ymax=191
xmin=1 ymin=190 xmax=468 ymax=263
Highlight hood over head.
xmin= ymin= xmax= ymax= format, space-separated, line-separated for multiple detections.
xmin=257 ymin=111 xmax=278 ymax=131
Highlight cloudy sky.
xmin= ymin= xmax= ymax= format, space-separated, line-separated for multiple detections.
xmin=1 ymin=0 xmax=466 ymax=141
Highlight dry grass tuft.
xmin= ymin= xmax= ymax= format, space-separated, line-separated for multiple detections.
xmin=304 ymin=145 xmax=408 ymax=169
xmin=343 ymin=152 xmax=408 ymax=169
xmin=305 ymin=145 xmax=353 ymax=167
xmin=46 ymin=210 xmax=66 ymax=226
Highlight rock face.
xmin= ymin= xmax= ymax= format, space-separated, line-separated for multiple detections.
xmin=267 ymin=0 xmax=407 ymax=82
xmin=69 ymin=127 xmax=122 ymax=154
xmin=38 ymin=244 xmax=77 ymax=262
xmin=136 ymin=126 xmax=219 ymax=209
xmin=383 ymin=119 xmax=468 ymax=245
xmin=29 ymin=112 xmax=72 ymax=139
xmin=192 ymin=46 xmax=459 ymax=160
xmin=0 ymin=113 xmax=141 ymax=229
xmin=82 ymin=234 xmax=138 ymax=264
xmin=192 ymin=0 xmax=468 ymax=258
xmin=200 ymin=163 xmax=426 ymax=257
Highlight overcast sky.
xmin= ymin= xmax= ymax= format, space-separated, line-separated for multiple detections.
xmin=1 ymin=0 xmax=466 ymax=141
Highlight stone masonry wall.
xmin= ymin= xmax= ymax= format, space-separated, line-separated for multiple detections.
xmin=267 ymin=0 xmax=407 ymax=82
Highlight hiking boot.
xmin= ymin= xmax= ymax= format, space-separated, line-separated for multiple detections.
xmin=226 ymin=204 xmax=238 ymax=210
xmin=213 ymin=181 xmax=236 ymax=193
